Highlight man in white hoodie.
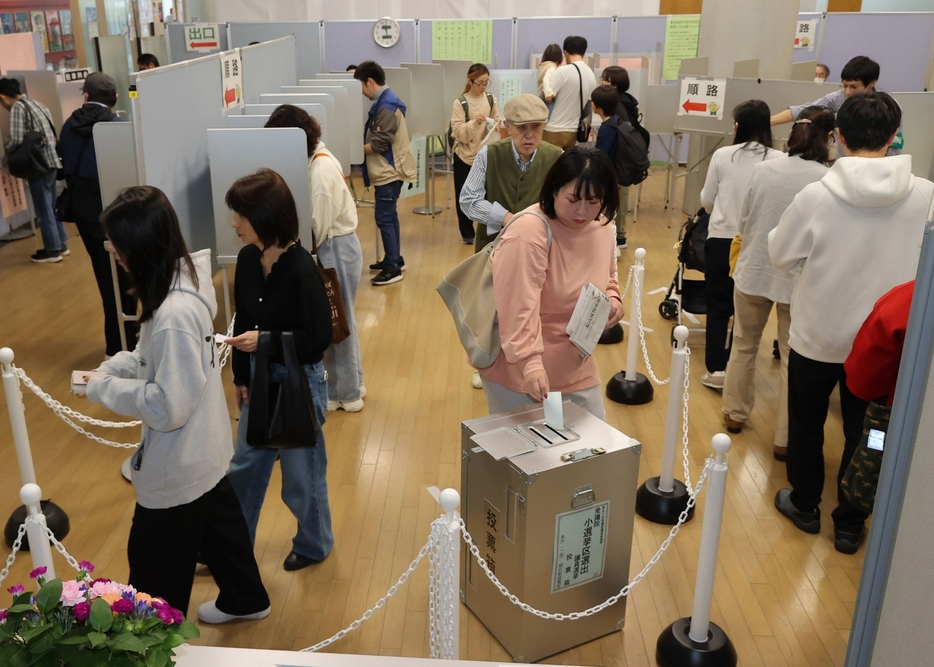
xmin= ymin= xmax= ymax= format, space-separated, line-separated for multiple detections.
xmin=769 ymin=92 xmax=933 ymax=555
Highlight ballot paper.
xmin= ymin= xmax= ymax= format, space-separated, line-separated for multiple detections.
xmin=214 ymin=333 xmax=229 ymax=345
xmin=71 ymin=370 xmax=107 ymax=394
xmin=566 ymin=282 xmax=612 ymax=357
xmin=543 ymin=391 xmax=564 ymax=429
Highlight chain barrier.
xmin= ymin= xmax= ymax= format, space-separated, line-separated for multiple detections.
xmin=428 ymin=519 xmax=458 ymax=659
xmin=0 ymin=517 xmax=89 ymax=587
xmin=0 ymin=521 xmax=27 ymax=586
xmin=681 ymin=347 xmax=695 ymax=496
xmin=632 ymin=267 xmax=670 ymax=385
xmin=459 ymin=459 xmax=714 ymax=621
xmin=618 ymin=264 xmax=633 ymax=303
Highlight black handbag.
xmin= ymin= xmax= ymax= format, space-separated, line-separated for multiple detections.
xmin=8 ymin=100 xmax=54 ymax=180
xmin=246 ymin=331 xmax=319 ymax=449
xmin=573 ymin=64 xmax=592 ymax=143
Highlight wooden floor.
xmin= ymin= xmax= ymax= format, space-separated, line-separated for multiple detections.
xmin=0 ymin=169 xmax=861 ymax=666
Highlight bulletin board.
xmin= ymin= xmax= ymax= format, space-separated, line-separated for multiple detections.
xmin=229 ymin=22 xmax=322 ymax=80
xmin=422 ymin=21 xmax=512 ymax=67
xmin=430 ymin=21 xmax=493 ymax=65
xmin=400 ymin=63 xmax=445 ymax=137
xmin=240 ymin=36 xmax=297 ymax=105
xmin=323 ymin=19 xmax=415 ymax=73
xmin=515 ymin=17 xmax=612 ymax=69
xmin=165 ymin=23 xmax=228 ymax=64
xmin=283 ymin=84 xmax=362 ymax=164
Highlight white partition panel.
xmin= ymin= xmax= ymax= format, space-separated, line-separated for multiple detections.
xmin=138 ymin=35 xmax=168 ymax=69
xmin=892 ymin=92 xmax=934 ymax=181
xmin=226 ymin=115 xmax=274 ymax=128
xmin=57 ymin=81 xmax=85 ymax=127
xmin=240 ymin=36 xmax=297 ymax=105
xmin=10 ymin=70 xmax=63 ymax=131
xmin=303 ymin=77 xmax=370 ymax=131
xmin=229 ymin=22 xmax=322 ymax=80
xmin=382 ymin=67 xmax=413 ymax=109
xmin=433 ymin=59 xmax=474 ymax=121
xmin=242 ymin=102 xmax=330 ymax=147
xmin=400 ymin=63 xmax=446 ymax=137
xmin=94 ymin=36 xmax=131 ymax=115
xmin=259 ymin=93 xmax=344 ymax=175
xmin=207 ymin=128 xmax=311 ymax=265
xmin=282 ymin=85 xmax=361 ymax=164
xmin=136 ymin=56 xmax=227 ymax=257
xmin=93 ymin=121 xmax=139 ymax=210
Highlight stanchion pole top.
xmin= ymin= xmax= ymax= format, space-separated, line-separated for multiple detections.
xmin=673 ymin=326 xmax=689 ymax=344
xmin=20 ymin=483 xmax=42 ymax=508
xmin=0 ymin=347 xmax=14 ymax=368
xmin=711 ymin=433 xmax=732 ymax=456
xmin=634 ymin=247 xmax=647 ymax=261
xmin=440 ymin=488 xmax=460 ymax=513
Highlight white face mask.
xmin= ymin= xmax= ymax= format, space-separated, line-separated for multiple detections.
xmin=814 ymin=77 xmax=825 ymax=83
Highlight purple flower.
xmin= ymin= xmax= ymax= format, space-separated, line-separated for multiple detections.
xmin=72 ymin=601 xmax=91 ymax=621
xmin=171 ymin=608 xmax=184 ymax=624
xmin=0 ymin=609 xmax=7 ymax=622
xmin=111 ymin=598 xmax=134 ymax=615
xmin=90 ymin=578 xmax=112 ymax=585
xmin=29 ymin=567 xmax=47 ymax=579
xmin=78 ymin=561 xmax=95 ymax=573
xmin=6 ymin=585 xmax=24 ymax=596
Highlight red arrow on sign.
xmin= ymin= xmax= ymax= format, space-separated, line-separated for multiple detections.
xmin=190 ymin=41 xmax=218 ymax=48
xmin=682 ymin=99 xmax=707 ymax=113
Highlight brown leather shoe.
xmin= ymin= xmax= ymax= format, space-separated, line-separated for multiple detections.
xmin=723 ymin=413 xmax=744 ymax=434
xmin=773 ymin=445 xmax=788 ymax=461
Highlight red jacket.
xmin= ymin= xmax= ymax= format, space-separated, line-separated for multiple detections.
xmin=844 ymin=281 xmax=915 ymax=406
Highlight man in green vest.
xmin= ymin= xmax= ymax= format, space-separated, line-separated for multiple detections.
xmin=459 ymin=93 xmax=563 ymax=252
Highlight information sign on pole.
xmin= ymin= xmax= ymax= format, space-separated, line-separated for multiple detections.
xmin=221 ymin=51 xmax=243 ymax=114
xmin=677 ymin=77 xmax=727 ymax=121
xmin=185 ymin=23 xmax=220 ymax=52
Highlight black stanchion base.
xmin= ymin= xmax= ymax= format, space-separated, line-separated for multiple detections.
xmin=636 ymin=477 xmax=694 ymax=525
xmin=606 ymin=372 xmax=654 ymax=405
xmin=598 ymin=323 xmax=624 ymax=345
xmin=657 ymin=618 xmax=737 ymax=667
xmin=4 ymin=501 xmax=70 ymax=550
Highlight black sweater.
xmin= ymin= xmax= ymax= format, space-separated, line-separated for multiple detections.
xmin=232 ymin=242 xmax=333 ymax=388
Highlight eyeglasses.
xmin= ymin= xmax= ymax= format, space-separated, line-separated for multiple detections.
xmin=472 ymin=79 xmax=491 ymax=88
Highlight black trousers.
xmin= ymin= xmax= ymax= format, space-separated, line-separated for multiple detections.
xmin=127 ymin=476 xmax=270 ymax=618
xmin=786 ymin=349 xmax=870 ymax=532
xmin=452 ymin=153 xmax=477 ymax=242
xmin=704 ymin=237 xmax=734 ymax=373
xmin=75 ymin=217 xmax=138 ymax=356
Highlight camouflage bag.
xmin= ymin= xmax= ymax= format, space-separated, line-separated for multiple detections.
xmin=841 ymin=401 xmax=890 ymax=515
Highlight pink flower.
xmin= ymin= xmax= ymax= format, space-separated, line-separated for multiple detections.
xmin=0 ymin=609 xmax=7 ymax=622
xmin=29 ymin=567 xmax=47 ymax=579
xmin=89 ymin=580 xmax=123 ymax=599
xmin=6 ymin=585 xmax=24 ymax=596
xmin=78 ymin=561 xmax=95 ymax=573
xmin=152 ymin=599 xmax=175 ymax=625
xmin=72 ymin=602 xmax=91 ymax=621
xmin=111 ymin=598 xmax=134 ymax=615
xmin=60 ymin=580 xmax=87 ymax=607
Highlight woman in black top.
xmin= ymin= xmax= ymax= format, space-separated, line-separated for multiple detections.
xmin=224 ymin=169 xmax=334 ymax=573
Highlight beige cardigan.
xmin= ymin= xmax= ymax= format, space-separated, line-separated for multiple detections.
xmin=450 ymin=92 xmax=501 ymax=165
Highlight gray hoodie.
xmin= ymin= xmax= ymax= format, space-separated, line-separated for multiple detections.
xmin=86 ymin=249 xmax=231 ymax=509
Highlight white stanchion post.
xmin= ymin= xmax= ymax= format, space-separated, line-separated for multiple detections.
xmin=656 ymin=434 xmax=736 ymax=667
xmin=624 ymin=249 xmax=646 ymax=382
xmin=440 ymin=488 xmax=461 ymax=660
xmin=1 ymin=348 xmax=37 ymax=486
xmin=20 ymin=484 xmax=55 ymax=580
xmin=659 ymin=326 xmax=689 ymax=493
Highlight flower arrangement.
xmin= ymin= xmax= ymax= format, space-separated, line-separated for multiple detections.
xmin=0 ymin=563 xmax=199 ymax=667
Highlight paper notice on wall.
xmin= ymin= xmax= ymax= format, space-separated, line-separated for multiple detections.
xmin=498 ymin=75 xmax=522 ymax=107
xmin=678 ymin=76 xmax=727 ymax=120
xmin=432 ymin=20 xmax=493 ymax=64
xmin=400 ymin=135 xmax=426 ymax=200
xmin=0 ymin=169 xmax=28 ymax=218
xmin=220 ymin=50 xmax=243 ymax=114
xmin=794 ymin=19 xmax=818 ymax=51
xmin=551 ymin=501 xmax=609 ymax=593
xmin=662 ymin=15 xmax=700 ymax=81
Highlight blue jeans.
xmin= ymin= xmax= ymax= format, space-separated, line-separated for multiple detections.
xmin=29 ymin=171 xmax=67 ymax=253
xmin=374 ymin=180 xmax=403 ymax=270
xmin=317 ymin=233 xmax=364 ymax=402
xmin=227 ymin=360 xmax=334 ymax=561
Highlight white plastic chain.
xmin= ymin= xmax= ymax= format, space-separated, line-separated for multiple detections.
xmin=428 ymin=517 xmax=459 ymax=659
xmin=681 ymin=347 xmax=695 ymax=497
xmin=301 ymin=518 xmax=444 ymax=653
xmin=632 ymin=266 xmax=670 ymax=385
xmin=618 ymin=264 xmax=634 ymax=303
xmin=0 ymin=521 xmax=27 ymax=586
xmin=460 ymin=459 xmax=714 ymax=621
xmin=0 ymin=517 xmax=89 ymax=586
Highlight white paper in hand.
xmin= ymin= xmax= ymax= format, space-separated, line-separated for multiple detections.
xmin=566 ymin=282 xmax=612 ymax=357
xmin=544 ymin=391 xmax=564 ymax=430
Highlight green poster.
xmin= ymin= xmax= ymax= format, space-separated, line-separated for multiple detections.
xmin=432 ymin=20 xmax=493 ymax=64
xmin=662 ymin=15 xmax=701 ymax=81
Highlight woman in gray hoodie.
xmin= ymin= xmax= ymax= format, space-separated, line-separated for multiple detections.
xmin=83 ymin=187 xmax=269 ymax=624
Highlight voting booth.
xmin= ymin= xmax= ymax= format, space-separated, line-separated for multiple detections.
xmin=460 ymin=401 xmax=641 ymax=662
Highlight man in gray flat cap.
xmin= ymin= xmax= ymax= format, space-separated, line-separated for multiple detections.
xmin=459 ymin=93 xmax=563 ymax=252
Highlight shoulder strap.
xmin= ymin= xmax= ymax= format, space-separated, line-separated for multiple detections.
xmin=486 ymin=93 xmax=494 ymax=114
xmin=574 ymin=63 xmax=584 ymax=118
xmin=459 ymin=95 xmax=469 ymax=122
xmin=492 ymin=210 xmax=553 ymax=255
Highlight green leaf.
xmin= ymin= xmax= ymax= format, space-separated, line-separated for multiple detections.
xmin=160 ymin=633 xmax=185 ymax=650
xmin=26 ymin=631 xmax=55 ymax=656
xmin=30 ymin=653 xmax=58 ymax=667
xmin=145 ymin=649 xmax=169 ymax=667
xmin=34 ymin=579 xmax=62 ymax=615
xmin=109 ymin=632 xmax=147 ymax=654
xmin=8 ymin=604 xmax=35 ymax=613
xmin=89 ymin=598 xmax=114 ymax=632
xmin=19 ymin=623 xmax=52 ymax=643
xmin=176 ymin=621 xmax=200 ymax=640
xmin=56 ymin=634 xmax=91 ymax=646
xmin=9 ymin=646 xmax=31 ymax=667
xmin=138 ymin=635 xmax=162 ymax=649
xmin=87 ymin=631 xmax=108 ymax=648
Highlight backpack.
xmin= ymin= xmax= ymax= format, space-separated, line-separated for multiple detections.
xmin=447 ymin=93 xmax=495 ymax=152
xmin=606 ymin=117 xmax=650 ymax=187
xmin=678 ymin=208 xmax=709 ymax=272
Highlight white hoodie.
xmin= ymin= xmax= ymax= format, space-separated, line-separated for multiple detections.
xmin=86 ymin=249 xmax=232 ymax=509
xmin=768 ymin=155 xmax=934 ymax=363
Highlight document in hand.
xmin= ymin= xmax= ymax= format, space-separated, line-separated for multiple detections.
xmin=566 ymin=282 xmax=612 ymax=357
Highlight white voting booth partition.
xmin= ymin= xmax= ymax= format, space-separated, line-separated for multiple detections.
xmin=281 ymin=85 xmax=361 ymax=166
xmin=259 ymin=93 xmax=344 ymax=174
xmin=289 ymin=82 xmax=363 ymax=164
xmin=487 ymin=69 xmax=538 ymax=108
xmin=240 ymin=36 xmax=298 ymax=104
xmin=9 ymin=70 xmax=66 ymax=131
xmin=93 ymin=36 xmax=132 ymax=116
xmin=433 ymin=59 xmax=473 ymax=120
xmin=891 ymin=92 xmax=934 ymax=181
xmin=242 ymin=102 xmax=331 ymax=147
xmin=228 ymin=22 xmax=322 ymax=81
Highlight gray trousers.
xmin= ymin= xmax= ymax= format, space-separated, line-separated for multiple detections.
xmin=317 ymin=232 xmax=364 ymax=402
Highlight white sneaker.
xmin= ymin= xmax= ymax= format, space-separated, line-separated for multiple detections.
xmin=471 ymin=371 xmax=483 ymax=389
xmin=326 ymin=400 xmax=340 ymax=412
xmin=701 ymin=371 xmax=726 ymax=390
xmin=359 ymin=385 xmax=367 ymax=399
xmin=339 ymin=398 xmax=364 ymax=412
xmin=197 ymin=600 xmax=270 ymax=624
xmin=120 ymin=455 xmax=133 ymax=483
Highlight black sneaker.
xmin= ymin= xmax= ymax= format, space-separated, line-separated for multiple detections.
xmin=31 ymin=249 xmax=63 ymax=263
xmin=369 ymin=256 xmax=405 ymax=272
xmin=616 ymin=235 xmax=628 ymax=249
xmin=371 ymin=268 xmax=403 ymax=286
xmin=774 ymin=488 xmax=820 ymax=534
xmin=833 ymin=526 xmax=865 ymax=554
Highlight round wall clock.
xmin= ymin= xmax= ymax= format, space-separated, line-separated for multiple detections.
xmin=373 ymin=17 xmax=401 ymax=48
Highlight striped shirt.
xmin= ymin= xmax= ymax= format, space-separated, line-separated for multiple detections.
xmin=4 ymin=95 xmax=61 ymax=171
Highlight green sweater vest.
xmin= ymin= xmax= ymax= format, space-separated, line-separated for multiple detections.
xmin=485 ymin=139 xmax=563 ymax=215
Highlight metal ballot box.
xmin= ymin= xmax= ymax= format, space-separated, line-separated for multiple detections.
xmin=460 ymin=401 xmax=641 ymax=662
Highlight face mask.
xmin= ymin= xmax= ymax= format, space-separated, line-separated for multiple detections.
xmin=814 ymin=77 xmax=824 ymax=83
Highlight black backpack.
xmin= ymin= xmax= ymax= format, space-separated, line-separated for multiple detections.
xmin=605 ymin=117 xmax=650 ymax=187
xmin=678 ymin=208 xmax=709 ymax=272
xmin=447 ymin=93 xmax=495 ymax=152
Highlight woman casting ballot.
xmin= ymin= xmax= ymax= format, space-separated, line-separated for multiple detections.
xmin=478 ymin=147 xmax=624 ymax=420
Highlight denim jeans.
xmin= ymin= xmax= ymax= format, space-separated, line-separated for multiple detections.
xmin=317 ymin=233 xmax=364 ymax=402
xmin=29 ymin=171 xmax=67 ymax=253
xmin=227 ymin=359 xmax=334 ymax=561
xmin=374 ymin=180 xmax=403 ymax=270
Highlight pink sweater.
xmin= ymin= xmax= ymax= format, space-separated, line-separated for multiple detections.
xmin=480 ymin=205 xmax=621 ymax=393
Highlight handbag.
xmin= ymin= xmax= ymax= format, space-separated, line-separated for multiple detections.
xmin=573 ymin=64 xmax=592 ymax=143
xmin=246 ymin=331 xmax=319 ymax=449
xmin=728 ymin=234 xmax=742 ymax=277
xmin=8 ymin=100 xmax=55 ymax=180
xmin=841 ymin=401 xmax=890 ymax=514
xmin=436 ymin=209 xmax=552 ymax=368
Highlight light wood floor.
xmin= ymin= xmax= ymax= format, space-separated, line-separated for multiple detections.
xmin=0 ymin=169 xmax=860 ymax=666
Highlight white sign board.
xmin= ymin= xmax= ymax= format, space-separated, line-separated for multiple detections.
xmin=185 ymin=23 xmax=220 ymax=52
xmin=794 ymin=20 xmax=818 ymax=51
xmin=221 ymin=51 xmax=243 ymax=113
xmin=400 ymin=135 xmax=427 ymax=199
xmin=677 ymin=77 xmax=727 ymax=120
xmin=57 ymin=68 xmax=90 ymax=83
xmin=551 ymin=501 xmax=609 ymax=593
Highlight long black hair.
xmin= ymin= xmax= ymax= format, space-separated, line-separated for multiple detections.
xmin=100 ymin=186 xmax=197 ymax=324
xmin=540 ymin=147 xmax=619 ymax=223
xmin=731 ymin=99 xmax=773 ymax=159
xmin=786 ymin=106 xmax=835 ymax=163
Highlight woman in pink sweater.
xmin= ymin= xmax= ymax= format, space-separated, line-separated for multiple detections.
xmin=479 ymin=148 xmax=624 ymax=419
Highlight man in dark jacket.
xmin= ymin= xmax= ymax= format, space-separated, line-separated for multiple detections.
xmin=58 ymin=72 xmax=137 ymax=358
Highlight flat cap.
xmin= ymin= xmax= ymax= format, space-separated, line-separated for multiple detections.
xmin=503 ymin=94 xmax=549 ymax=124
xmin=82 ymin=72 xmax=117 ymax=99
